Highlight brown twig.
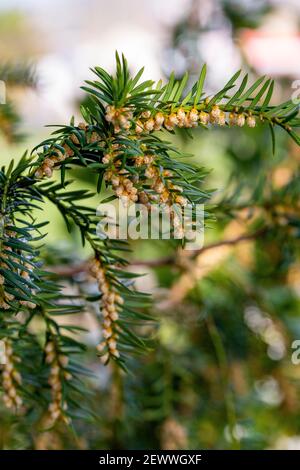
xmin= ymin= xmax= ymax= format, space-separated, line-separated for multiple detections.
xmin=49 ymin=227 xmax=268 ymax=276
xmin=131 ymin=226 xmax=268 ymax=267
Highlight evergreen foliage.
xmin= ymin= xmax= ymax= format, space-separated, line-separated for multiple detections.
xmin=0 ymin=53 xmax=299 ymax=437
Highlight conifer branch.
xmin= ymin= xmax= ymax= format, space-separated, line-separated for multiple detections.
xmin=1 ymin=53 xmax=299 ymax=422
